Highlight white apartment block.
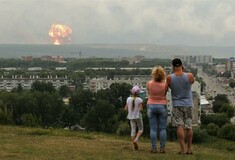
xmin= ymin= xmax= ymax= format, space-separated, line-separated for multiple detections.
xmin=0 ymin=75 xmax=69 ymax=91
xmin=173 ymin=55 xmax=213 ymax=64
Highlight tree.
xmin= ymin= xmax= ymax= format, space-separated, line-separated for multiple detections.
xmin=69 ymin=90 xmax=96 ymax=122
xmin=0 ymin=105 xmax=14 ymax=124
xmin=212 ymin=94 xmax=230 ymax=113
xmin=201 ymin=113 xmax=230 ymax=127
xmin=59 ymin=85 xmax=70 ymax=97
xmin=218 ymin=124 xmax=235 ymax=141
xmin=31 ymin=81 xmax=55 ymax=93
xmin=229 ymin=80 xmax=235 ymax=88
xmin=219 ymin=103 xmax=235 ymax=118
xmin=109 ymin=83 xmax=132 ymax=110
xmin=82 ymin=100 xmax=117 ymax=133
xmin=219 ymin=71 xmax=231 ymax=78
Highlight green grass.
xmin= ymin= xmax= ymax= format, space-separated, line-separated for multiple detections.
xmin=0 ymin=125 xmax=234 ymax=160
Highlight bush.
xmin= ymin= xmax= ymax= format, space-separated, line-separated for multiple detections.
xmin=206 ymin=123 xmax=219 ymax=136
xmin=219 ymin=104 xmax=235 ymax=118
xmin=83 ymin=100 xmax=117 ymax=133
xmin=201 ymin=113 xmax=230 ymax=127
xmin=166 ymin=123 xmax=177 ymax=141
xmin=0 ymin=108 xmax=14 ymax=125
xmin=192 ymin=127 xmax=209 ymax=143
xmin=218 ymin=124 xmax=235 ymax=141
xmin=21 ymin=113 xmax=40 ymax=127
xmin=116 ymin=122 xmax=130 ymax=136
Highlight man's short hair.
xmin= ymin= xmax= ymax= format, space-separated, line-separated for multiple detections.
xmin=172 ymin=58 xmax=182 ymax=67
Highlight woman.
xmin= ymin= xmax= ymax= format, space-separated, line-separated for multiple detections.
xmin=147 ymin=66 xmax=168 ymax=153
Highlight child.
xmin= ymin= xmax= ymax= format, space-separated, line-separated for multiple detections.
xmin=124 ymin=85 xmax=144 ymax=150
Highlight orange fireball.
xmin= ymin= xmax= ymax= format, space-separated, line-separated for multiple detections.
xmin=48 ymin=24 xmax=72 ymax=45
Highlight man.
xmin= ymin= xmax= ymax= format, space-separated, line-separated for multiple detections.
xmin=166 ymin=58 xmax=195 ymax=154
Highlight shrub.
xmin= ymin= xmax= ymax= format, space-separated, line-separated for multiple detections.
xmin=218 ymin=124 xmax=235 ymax=141
xmin=219 ymin=104 xmax=235 ymax=118
xmin=0 ymin=108 xmax=14 ymax=125
xmin=116 ymin=122 xmax=130 ymax=136
xmin=21 ymin=113 xmax=40 ymax=127
xmin=192 ymin=127 xmax=209 ymax=143
xmin=201 ymin=113 xmax=230 ymax=127
xmin=206 ymin=123 xmax=219 ymax=136
xmin=83 ymin=100 xmax=117 ymax=133
xmin=166 ymin=123 xmax=177 ymax=141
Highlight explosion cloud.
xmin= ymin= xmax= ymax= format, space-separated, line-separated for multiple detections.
xmin=48 ymin=24 xmax=72 ymax=45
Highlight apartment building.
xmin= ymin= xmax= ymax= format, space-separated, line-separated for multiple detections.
xmin=226 ymin=57 xmax=235 ymax=72
xmin=172 ymin=55 xmax=213 ymax=64
xmin=0 ymin=75 xmax=69 ymax=91
xmin=225 ymin=57 xmax=235 ymax=79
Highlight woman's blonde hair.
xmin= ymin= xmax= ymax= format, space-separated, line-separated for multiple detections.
xmin=151 ymin=66 xmax=166 ymax=82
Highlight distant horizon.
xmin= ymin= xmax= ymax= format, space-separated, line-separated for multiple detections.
xmin=2 ymin=43 xmax=235 ymax=47
xmin=0 ymin=44 xmax=234 ymax=59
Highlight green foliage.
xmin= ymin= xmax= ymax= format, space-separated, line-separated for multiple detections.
xmin=0 ymin=91 xmax=65 ymax=126
xmin=219 ymin=103 xmax=235 ymax=118
xmin=187 ymin=66 xmax=198 ymax=77
xmin=69 ymin=90 xmax=96 ymax=122
xmin=192 ymin=127 xmax=209 ymax=143
xmin=166 ymin=123 xmax=177 ymax=141
xmin=229 ymin=80 xmax=235 ymax=88
xmin=0 ymin=107 xmax=13 ymax=125
xmin=59 ymin=107 xmax=80 ymax=127
xmin=109 ymin=83 xmax=132 ymax=109
xmin=83 ymin=100 xmax=117 ymax=133
xmin=212 ymin=94 xmax=230 ymax=113
xmin=28 ymin=128 xmax=52 ymax=136
xmin=218 ymin=71 xmax=231 ymax=78
xmin=67 ymin=58 xmax=129 ymax=70
xmin=201 ymin=113 xmax=230 ymax=127
xmin=21 ymin=113 xmax=40 ymax=127
xmin=214 ymin=94 xmax=229 ymax=103
xmin=116 ymin=121 xmax=130 ymax=136
xmin=202 ymin=64 xmax=216 ymax=75
xmin=31 ymin=81 xmax=55 ymax=93
xmin=0 ymin=58 xmax=64 ymax=69
xmin=59 ymin=85 xmax=70 ymax=97
xmin=196 ymin=77 xmax=206 ymax=92
xmin=218 ymin=124 xmax=235 ymax=141
xmin=205 ymin=123 xmax=219 ymax=136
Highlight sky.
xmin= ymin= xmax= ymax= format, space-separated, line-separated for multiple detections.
xmin=1 ymin=0 xmax=235 ymax=46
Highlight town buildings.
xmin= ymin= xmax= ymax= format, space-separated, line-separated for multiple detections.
xmin=0 ymin=75 xmax=69 ymax=91
xmin=172 ymin=55 xmax=213 ymax=64
xmin=226 ymin=57 xmax=235 ymax=78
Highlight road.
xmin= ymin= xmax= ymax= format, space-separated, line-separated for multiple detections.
xmin=197 ymin=68 xmax=235 ymax=105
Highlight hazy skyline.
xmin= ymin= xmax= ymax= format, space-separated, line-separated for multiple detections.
xmin=1 ymin=0 xmax=235 ymax=46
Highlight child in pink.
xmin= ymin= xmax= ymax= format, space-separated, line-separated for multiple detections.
xmin=125 ymin=85 xmax=143 ymax=150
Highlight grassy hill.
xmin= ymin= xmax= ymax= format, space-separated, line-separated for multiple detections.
xmin=0 ymin=125 xmax=234 ymax=160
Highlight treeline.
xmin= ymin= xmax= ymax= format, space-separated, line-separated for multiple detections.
xmin=0 ymin=81 xmax=235 ymax=142
xmin=0 ymin=82 xmax=152 ymax=135
xmin=0 ymin=58 xmax=171 ymax=70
